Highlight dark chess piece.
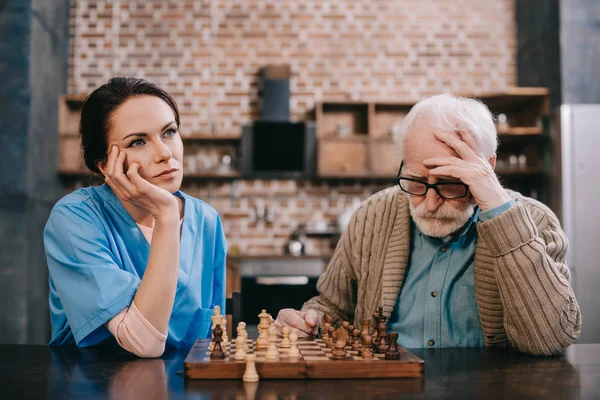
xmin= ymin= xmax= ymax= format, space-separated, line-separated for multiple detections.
xmin=331 ymin=327 xmax=348 ymax=360
xmin=362 ymin=334 xmax=374 ymax=360
xmin=377 ymin=317 xmax=388 ymax=353
xmin=346 ymin=324 xmax=355 ymax=346
xmin=210 ymin=324 xmax=226 ymax=359
xmin=385 ymin=332 xmax=400 ymax=360
xmin=352 ymin=329 xmax=361 ymax=352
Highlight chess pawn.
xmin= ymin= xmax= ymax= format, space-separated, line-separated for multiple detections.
xmin=352 ymin=329 xmax=361 ymax=352
xmin=265 ymin=325 xmax=280 ymax=361
xmin=346 ymin=324 xmax=355 ymax=346
xmin=327 ymin=326 xmax=335 ymax=348
xmin=237 ymin=321 xmax=250 ymax=353
xmin=288 ymin=333 xmax=300 ymax=358
xmin=341 ymin=321 xmax=350 ymax=333
xmin=377 ymin=321 xmax=388 ymax=353
xmin=280 ymin=326 xmax=291 ymax=348
xmin=221 ymin=324 xmax=229 ymax=349
xmin=243 ymin=354 xmax=259 ymax=383
xmin=321 ymin=322 xmax=331 ymax=343
xmin=234 ymin=335 xmax=247 ymax=361
xmin=385 ymin=332 xmax=400 ymax=360
xmin=361 ymin=334 xmax=374 ymax=360
xmin=256 ymin=309 xmax=270 ymax=350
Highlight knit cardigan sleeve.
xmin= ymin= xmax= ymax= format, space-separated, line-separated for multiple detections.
xmin=477 ymin=199 xmax=581 ymax=355
xmin=301 ymin=207 xmax=359 ymax=328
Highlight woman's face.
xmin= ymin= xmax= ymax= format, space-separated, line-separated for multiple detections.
xmin=105 ymin=95 xmax=184 ymax=193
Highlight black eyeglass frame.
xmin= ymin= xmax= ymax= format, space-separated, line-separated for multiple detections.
xmin=395 ymin=161 xmax=469 ymax=199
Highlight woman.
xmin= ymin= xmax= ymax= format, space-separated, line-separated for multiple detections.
xmin=44 ymin=77 xmax=226 ymax=357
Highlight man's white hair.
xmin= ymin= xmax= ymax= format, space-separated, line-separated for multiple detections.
xmin=393 ymin=94 xmax=498 ymax=160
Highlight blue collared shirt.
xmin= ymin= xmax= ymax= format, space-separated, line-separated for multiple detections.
xmin=44 ymin=184 xmax=227 ymax=348
xmin=389 ymin=200 xmax=514 ymax=348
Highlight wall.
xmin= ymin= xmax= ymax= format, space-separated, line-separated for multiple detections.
xmin=0 ymin=0 xmax=70 ymax=344
xmin=67 ymin=0 xmax=518 ymax=256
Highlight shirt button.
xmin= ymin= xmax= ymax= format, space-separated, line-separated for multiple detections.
xmin=428 ymin=340 xmax=435 ymax=347
xmin=431 ymin=291 xmax=438 ymax=298
xmin=440 ymin=246 xmax=447 ymax=253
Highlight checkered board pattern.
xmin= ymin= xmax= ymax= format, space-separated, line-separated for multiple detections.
xmin=185 ymin=338 xmax=424 ymax=379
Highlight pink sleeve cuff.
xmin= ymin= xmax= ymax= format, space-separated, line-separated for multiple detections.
xmin=107 ymin=301 xmax=167 ymax=358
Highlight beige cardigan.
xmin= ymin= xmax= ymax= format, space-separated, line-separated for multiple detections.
xmin=302 ymin=187 xmax=581 ymax=355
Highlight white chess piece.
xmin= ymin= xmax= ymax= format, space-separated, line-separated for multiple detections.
xmin=234 ymin=335 xmax=247 ymax=361
xmin=221 ymin=324 xmax=229 ymax=349
xmin=264 ymin=325 xmax=280 ymax=360
xmin=288 ymin=333 xmax=300 ymax=358
xmin=280 ymin=326 xmax=291 ymax=348
xmin=256 ymin=309 xmax=270 ymax=350
xmin=243 ymin=354 xmax=259 ymax=382
xmin=209 ymin=306 xmax=222 ymax=351
xmin=237 ymin=321 xmax=250 ymax=352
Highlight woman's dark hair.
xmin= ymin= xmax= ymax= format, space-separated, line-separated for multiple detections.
xmin=79 ymin=77 xmax=180 ymax=174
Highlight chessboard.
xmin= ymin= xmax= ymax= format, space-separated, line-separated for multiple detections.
xmin=184 ymin=338 xmax=424 ymax=380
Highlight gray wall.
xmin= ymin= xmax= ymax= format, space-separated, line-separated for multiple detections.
xmin=561 ymin=0 xmax=600 ymax=104
xmin=0 ymin=0 xmax=69 ymax=344
xmin=516 ymin=0 xmax=562 ymax=108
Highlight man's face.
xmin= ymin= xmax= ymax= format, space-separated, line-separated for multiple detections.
xmin=402 ymin=119 xmax=476 ymax=237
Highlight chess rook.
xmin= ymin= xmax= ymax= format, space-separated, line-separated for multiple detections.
xmin=385 ymin=333 xmax=400 ymax=360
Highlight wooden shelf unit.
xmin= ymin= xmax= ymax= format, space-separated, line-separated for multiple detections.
xmin=315 ymin=88 xmax=552 ymax=201
xmin=57 ymin=95 xmax=242 ymax=177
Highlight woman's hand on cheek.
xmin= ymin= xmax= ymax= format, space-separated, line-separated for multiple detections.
xmin=104 ymin=146 xmax=179 ymax=220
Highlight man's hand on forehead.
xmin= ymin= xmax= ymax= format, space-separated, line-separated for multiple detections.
xmin=422 ymin=131 xmax=511 ymax=211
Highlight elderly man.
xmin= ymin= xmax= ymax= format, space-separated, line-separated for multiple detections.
xmin=275 ymin=94 xmax=581 ymax=356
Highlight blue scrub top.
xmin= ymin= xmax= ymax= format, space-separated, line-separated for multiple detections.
xmin=44 ymin=184 xmax=227 ymax=348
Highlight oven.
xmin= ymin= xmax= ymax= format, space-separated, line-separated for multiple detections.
xmin=240 ymin=258 xmax=325 ymax=326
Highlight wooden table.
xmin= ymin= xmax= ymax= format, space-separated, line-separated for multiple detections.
xmin=1 ymin=344 xmax=598 ymax=399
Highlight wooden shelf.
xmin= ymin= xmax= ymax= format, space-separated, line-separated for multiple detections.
xmin=496 ymin=168 xmax=544 ymax=176
xmin=500 ymin=127 xmax=544 ymax=135
xmin=186 ymin=171 xmax=241 ymax=179
xmin=64 ymin=94 xmax=88 ymax=107
xmin=182 ymin=133 xmax=241 ymax=141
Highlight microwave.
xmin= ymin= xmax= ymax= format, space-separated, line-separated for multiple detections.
xmin=241 ymin=121 xmax=316 ymax=179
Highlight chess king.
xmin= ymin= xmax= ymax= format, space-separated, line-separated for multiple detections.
xmin=275 ymin=94 xmax=582 ymax=356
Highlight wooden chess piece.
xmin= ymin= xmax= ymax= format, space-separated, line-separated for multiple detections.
xmin=237 ymin=321 xmax=250 ymax=352
xmin=385 ymin=332 xmax=400 ymax=360
xmin=377 ymin=320 xmax=388 ymax=354
xmin=322 ymin=322 xmax=331 ymax=344
xmin=210 ymin=305 xmax=224 ymax=351
xmin=361 ymin=334 xmax=374 ymax=360
xmin=346 ymin=324 xmax=355 ymax=346
xmin=256 ymin=309 xmax=270 ymax=350
xmin=331 ymin=327 xmax=347 ymax=360
xmin=243 ymin=354 xmax=259 ymax=382
xmin=210 ymin=324 xmax=226 ymax=359
xmin=352 ymin=329 xmax=361 ymax=352
xmin=288 ymin=333 xmax=300 ymax=358
xmin=360 ymin=319 xmax=370 ymax=339
xmin=265 ymin=325 xmax=280 ymax=361
xmin=327 ymin=326 xmax=335 ymax=348
xmin=234 ymin=334 xmax=247 ymax=360
xmin=280 ymin=326 xmax=291 ymax=348
xmin=341 ymin=321 xmax=350 ymax=333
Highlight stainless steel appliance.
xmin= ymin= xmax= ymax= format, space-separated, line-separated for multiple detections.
xmin=555 ymin=105 xmax=600 ymax=344
xmin=239 ymin=258 xmax=325 ymax=325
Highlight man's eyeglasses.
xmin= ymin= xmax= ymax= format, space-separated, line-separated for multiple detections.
xmin=395 ymin=162 xmax=469 ymax=199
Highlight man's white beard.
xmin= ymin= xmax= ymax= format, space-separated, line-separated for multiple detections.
xmin=409 ymin=198 xmax=475 ymax=238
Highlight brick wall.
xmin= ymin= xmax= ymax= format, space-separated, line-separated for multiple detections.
xmin=68 ymin=0 xmax=517 ymax=255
